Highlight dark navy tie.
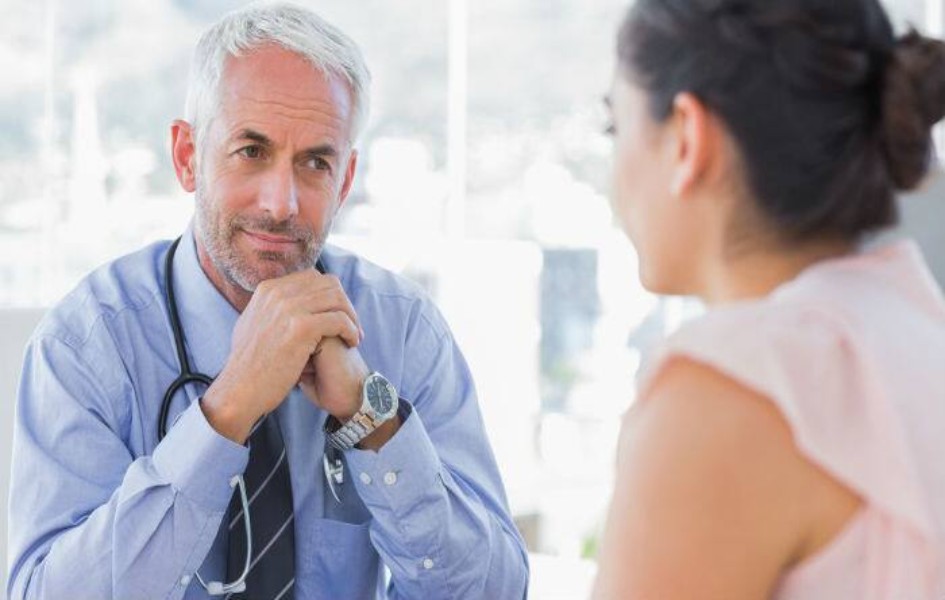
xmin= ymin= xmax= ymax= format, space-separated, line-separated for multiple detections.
xmin=227 ymin=413 xmax=296 ymax=600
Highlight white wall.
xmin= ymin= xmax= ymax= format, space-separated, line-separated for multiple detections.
xmin=1 ymin=309 xmax=43 ymax=598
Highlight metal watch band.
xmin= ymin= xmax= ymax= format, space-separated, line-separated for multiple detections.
xmin=326 ymin=411 xmax=385 ymax=450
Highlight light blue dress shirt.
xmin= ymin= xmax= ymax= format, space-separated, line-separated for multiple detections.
xmin=6 ymin=228 xmax=529 ymax=600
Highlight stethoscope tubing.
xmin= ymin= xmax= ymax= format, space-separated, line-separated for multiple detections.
xmin=159 ymin=237 xmax=249 ymax=595
xmin=157 ymin=235 xmax=335 ymax=595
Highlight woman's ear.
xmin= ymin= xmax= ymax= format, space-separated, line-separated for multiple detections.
xmin=171 ymin=120 xmax=198 ymax=193
xmin=668 ymin=92 xmax=713 ymax=199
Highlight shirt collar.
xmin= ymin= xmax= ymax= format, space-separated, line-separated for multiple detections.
xmin=170 ymin=221 xmax=240 ymax=379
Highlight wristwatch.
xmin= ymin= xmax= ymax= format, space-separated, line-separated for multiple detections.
xmin=325 ymin=372 xmax=400 ymax=450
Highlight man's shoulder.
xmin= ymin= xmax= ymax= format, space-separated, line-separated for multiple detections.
xmin=321 ymin=244 xmax=427 ymax=301
xmin=320 ymin=244 xmax=450 ymax=340
xmin=35 ymin=239 xmax=171 ymax=349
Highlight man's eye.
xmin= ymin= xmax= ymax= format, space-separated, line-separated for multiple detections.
xmin=305 ymin=156 xmax=331 ymax=171
xmin=237 ymin=145 xmax=264 ymax=159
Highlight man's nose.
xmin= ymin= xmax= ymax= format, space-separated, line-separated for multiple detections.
xmin=257 ymin=161 xmax=299 ymax=221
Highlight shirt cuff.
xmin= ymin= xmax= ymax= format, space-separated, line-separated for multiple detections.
xmin=344 ymin=401 xmax=442 ymax=510
xmin=152 ymin=398 xmax=249 ymax=510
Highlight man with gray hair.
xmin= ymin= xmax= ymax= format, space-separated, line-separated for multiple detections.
xmin=6 ymin=4 xmax=528 ymax=599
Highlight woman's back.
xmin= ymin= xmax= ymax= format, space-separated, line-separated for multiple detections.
xmin=636 ymin=240 xmax=945 ymax=598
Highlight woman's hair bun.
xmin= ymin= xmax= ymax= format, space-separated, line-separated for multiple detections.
xmin=881 ymin=29 xmax=945 ymax=190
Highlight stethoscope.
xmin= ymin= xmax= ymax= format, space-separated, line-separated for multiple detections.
xmin=160 ymin=237 xmax=251 ymax=596
xmin=159 ymin=237 xmax=344 ymax=596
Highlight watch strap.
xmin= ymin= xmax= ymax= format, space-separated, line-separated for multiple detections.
xmin=325 ymin=410 xmax=388 ymax=450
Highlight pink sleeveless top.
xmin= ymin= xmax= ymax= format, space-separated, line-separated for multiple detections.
xmin=637 ymin=240 xmax=945 ymax=599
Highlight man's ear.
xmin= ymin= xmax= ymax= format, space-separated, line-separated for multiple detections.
xmin=336 ymin=149 xmax=359 ymax=209
xmin=668 ymin=92 xmax=713 ymax=199
xmin=171 ymin=120 xmax=198 ymax=193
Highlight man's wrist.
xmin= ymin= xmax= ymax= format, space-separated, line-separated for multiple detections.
xmin=201 ymin=383 xmax=262 ymax=444
xmin=334 ymin=379 xmax=363 ymax=421
xmin=356 ymin=414 xmax=402 ymax=451
xmin=325 ymin=372 xmax=401 ymax=451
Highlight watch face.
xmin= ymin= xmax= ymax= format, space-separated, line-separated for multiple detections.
xmin=366 ymin=375 xmax=395 ymax=415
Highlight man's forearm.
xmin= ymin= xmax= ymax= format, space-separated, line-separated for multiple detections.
xmin=342 ymin=406 xmax=529 ymax=599
xmin=9 ymin=401 xmax=247 ymax=600
xmin=13 ymin=462 xmax=222 ymax=599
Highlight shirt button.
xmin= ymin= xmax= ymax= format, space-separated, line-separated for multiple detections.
xmin=179 ymin=574 xmax=192 ymax=586
xmin=359 ymin=472 xmax=372 ymax=485
xmin=383 ymin=471 xmax=398 ymax=486
xmin=423 ymin=558 xmax=434 ymax=570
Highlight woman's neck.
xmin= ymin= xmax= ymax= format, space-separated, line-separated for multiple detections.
xmin=699 ymin=237 xmax=856 ymax=306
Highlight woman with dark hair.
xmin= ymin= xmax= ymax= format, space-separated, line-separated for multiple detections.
xmin=594 ymin=0 xmax=945 ymax=597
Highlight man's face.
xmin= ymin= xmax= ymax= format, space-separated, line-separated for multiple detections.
xmin=193 ymin=45 xmax=358 ymax=292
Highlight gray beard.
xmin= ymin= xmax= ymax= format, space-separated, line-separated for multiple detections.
xmin=194 ymin=184 xmax=329 ymax=293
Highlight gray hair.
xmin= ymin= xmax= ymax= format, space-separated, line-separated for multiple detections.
xmin=184 ymin=2 xmax=371 ymax=149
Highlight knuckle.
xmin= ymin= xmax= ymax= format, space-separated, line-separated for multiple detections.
xmin=333 ymin=288 xmax=350 ymax=307
xmin=333 ymin=312 xmax=351 ymax=333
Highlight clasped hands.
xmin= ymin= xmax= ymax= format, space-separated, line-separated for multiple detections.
xmin=202 ymin=269 xmax=372 ymax=445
